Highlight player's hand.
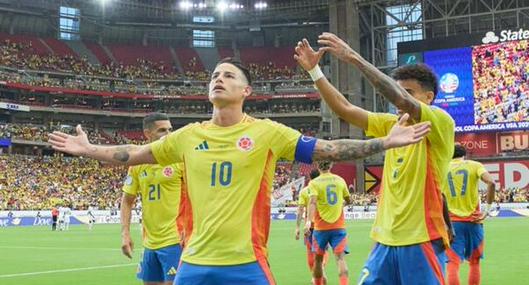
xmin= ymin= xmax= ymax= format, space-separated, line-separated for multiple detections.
xmin=383 ymin=114 xmax=431 ymax=149
xmin=295 ymin=227 xmax=300 ymax=240
xmin=303 ymin=221 xmax=312 ymax=236
xmin=294 ymin=38 xmax=325 ymax=71
xmin=472 ymin=213 xmax=488 ymax=223
xmin=48 ymin=124 xmax=92 ymax=156
xmin=121 ymin=234 xmax=134 ymax=259
xmin=317 ymin=32 xmax=359 ymax=63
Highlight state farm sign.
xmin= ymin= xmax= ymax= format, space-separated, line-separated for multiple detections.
xmin=498 ymin=132 xmax=529 ymax=152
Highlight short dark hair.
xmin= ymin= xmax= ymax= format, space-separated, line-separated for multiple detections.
xmin=216 ymin=57 xmax=252 ymax=85
xmin=453 ymin=144 xmax=467 ymax=159
xmin=309 ymin=169 xmax=320 ymax=180
xmin=143 ymin=113 xmax=169 ymax=130
xmin=391 ymin=63 xmax=438 ymax=99
xmin=317 ymin=161 xmax=332 ymax=171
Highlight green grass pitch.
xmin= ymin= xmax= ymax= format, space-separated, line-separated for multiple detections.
xmin=0 ymin=218 xmax=528 ymax=284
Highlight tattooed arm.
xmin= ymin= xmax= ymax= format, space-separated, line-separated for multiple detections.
xmin=48 ymin=125 xmax=156 ymax=166
xmin=312 ymin=113 xmax=431 ymax=161
xmin=313 ymin=138 xmax=385 ymax=161
xmin=316 ymin=33 xmax=422 ymax=121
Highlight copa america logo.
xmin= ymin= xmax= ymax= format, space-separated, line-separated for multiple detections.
xmin=439 ymin=73 xmax=459 ymax=94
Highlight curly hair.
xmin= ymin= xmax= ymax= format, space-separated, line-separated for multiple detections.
xmin=391 ymin=63 xmax=438 ymax=99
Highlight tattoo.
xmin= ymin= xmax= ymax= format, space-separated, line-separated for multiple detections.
xmin=113 ymin=146 xmax=132 ymax=163
xmin=313 ymin=139 xmax=385 ymax=161
xmin=355 ymin=58 xmax=420 ymax=119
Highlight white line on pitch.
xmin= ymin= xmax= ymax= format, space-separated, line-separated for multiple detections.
xmin=0 ymin=245 xmax=120 ymax=251
xmin=0 ymin=263 xmax=136 ymax=278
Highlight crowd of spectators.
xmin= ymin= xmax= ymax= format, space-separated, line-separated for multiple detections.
xmin=491 ymin=187 xmax=529 ymax=203
xmin=473 ymin=40 xmax=529 ymax=124
xmin=0 ymin=123 xmax=114 ymax=144
xmin=0 ymin=154 xmax=125 ymax=210
xmin=0 ymin=40 xmax=314 ymax=97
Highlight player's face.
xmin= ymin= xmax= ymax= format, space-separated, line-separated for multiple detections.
xmin=396 ymin=79 xmax=435 ymax=115
xmin=144 ymin=120 xmax=172 ymax=142
xmin=209 ymin=63 xmax=252 ymax=107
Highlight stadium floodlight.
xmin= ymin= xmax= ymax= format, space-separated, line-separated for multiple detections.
xmin=197 ymin=2 xmax=207 ymax=9
xmin=217 ymin=1 xmax=228 ymax=12
xmin=179 ymin=0 xmax=193 ymax=10
xmin=254 ymin=2 xmax=267 ymax=9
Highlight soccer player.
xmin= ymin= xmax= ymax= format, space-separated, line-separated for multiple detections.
xmin=87 ymin=206 xmax=95 ymax=231
xmin=49 ymin=58 xmax=431 ymax=285
xmin=295 ymin=169 xmax=329 ymax=282
xmin=120 ymin=113 xmax=184 ymax=285
xmin=58 ymin=205 xmax=65 ymax=231
xmin=295 ymin=34 xmax=455 ymax=284
xmin=51 ymin=206 xmax=59 ymax=231
xmin=306 ymin=161 xmax=351 ymax=285
xmin=445 ymin=144 xmax=495 ymax=285
xmin=63 ymin=205 xmax=72 ymax=231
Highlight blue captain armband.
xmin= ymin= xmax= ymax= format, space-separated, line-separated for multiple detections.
xmin=294 ymin=135 xmax=317 ymax=164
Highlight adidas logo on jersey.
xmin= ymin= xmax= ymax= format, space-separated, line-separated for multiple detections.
xmin=167 ymin=266 xmax=177 ymax=275
xmin=194 ymin=140 xmax=209 ymax=151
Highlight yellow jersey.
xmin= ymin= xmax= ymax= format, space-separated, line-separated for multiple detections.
xmin=445 ymin=158 xmax=487 ymax=222
xmin=122 ymin=163 xmax=183 ymax=250
xmin=298 ymin=186 xmax=310 ymax=208
xmin=308 ymin=172 xmax=350 ymax=231
xmin=366 ymin=102 xmax=455 ymax=246
xmin=151 ymin=114 xmax=302 ymax=265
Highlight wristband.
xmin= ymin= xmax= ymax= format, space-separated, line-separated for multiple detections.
xmin=308 ymin=65 xmax=324 ymax=82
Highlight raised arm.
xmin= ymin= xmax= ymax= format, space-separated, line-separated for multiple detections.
xmin=294 ymin=39 xmax=368 ymax=129
xmin=315 ymin=33 xmax=422 ymax=121
xmin=48 ymin=125 xmax=156 ymax=166
xmin=312 ymin=113 xmax=430 ymax=161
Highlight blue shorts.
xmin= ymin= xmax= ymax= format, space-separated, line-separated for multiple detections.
xmin=312 ymin=229 xmax=349 ymax=255
xmin=137 ymin=244 xmax=182 ymax=282
xmin=174 ymin=261 xmax=274 ymax=285
xmin=358 ymin=240 xmax=447 ymax=285
xmin=448 ymin=222 xmax=484 ymax=262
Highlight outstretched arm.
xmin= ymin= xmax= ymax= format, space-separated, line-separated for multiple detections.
xmin=316 ymin=33 xmax=422 ymax=121
xmin=48 ymin=125 xmax=156 ymax=166
xmin=312 ymin=113 xmax=430 ymax=161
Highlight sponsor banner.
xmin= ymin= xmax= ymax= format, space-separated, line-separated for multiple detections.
xmin=0 ymin=210 xmax=140 ymax=227
xmin=456 ymin=132 xmax=497 ymax=156
xmin=271 ymin=177 xmax=305 ymax=207
xmin=454 ymin=117 xmax=529 ymax=133
xmin=268 ymin=210 xmax=525 ymax=220
xmin=482 ymin=160 xmax=529 ymax=190
xmin=0 ymin=138 xmax=11 ymax=147
xmin=0 ymin=102 xmax=30 ymax=112
xmin=497 ymin=131 xmax=529 ymax=153
xmin=0 ymin=216 xmax=83 ymax=227
xmin=365 ymin=166 xmax=383 ymax=193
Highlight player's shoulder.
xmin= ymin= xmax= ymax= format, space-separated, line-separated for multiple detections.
xmin=465 ymin=159 xmax=485 ymax=168
xmin=426 ymin=104 xmax=455 ymax=123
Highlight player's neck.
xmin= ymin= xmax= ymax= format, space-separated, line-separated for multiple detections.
xmin=211 ymin=105 xmax=245 ymax=127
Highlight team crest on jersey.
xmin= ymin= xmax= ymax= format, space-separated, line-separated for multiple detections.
xmin=163 ymin=166 xmax=174 ymax=177
xmin=237 ymin=136 xmax=254 ymax=151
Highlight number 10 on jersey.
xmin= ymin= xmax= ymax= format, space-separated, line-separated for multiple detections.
xmin=211 ymin=161 xmax=233 ymax=187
